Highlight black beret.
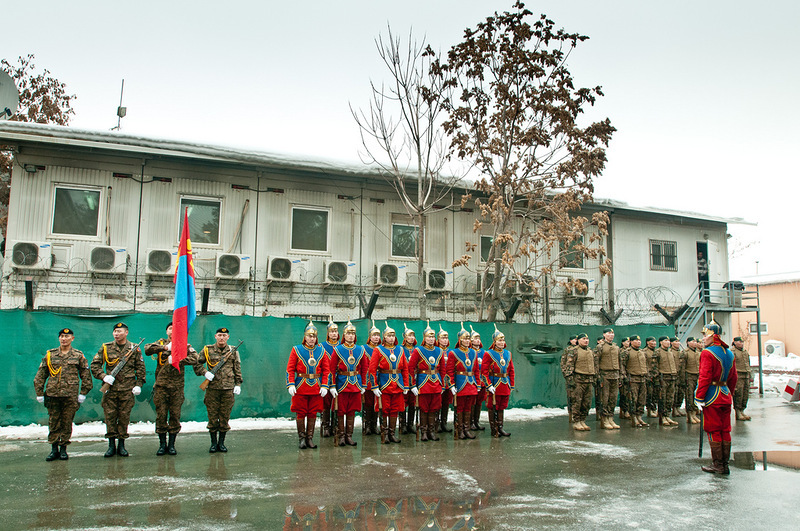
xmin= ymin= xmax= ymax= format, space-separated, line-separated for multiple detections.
xmin=621 ymin=336 xmax=630 ymax=342
xmin=165 ymin=322 xmax=173 ymax=331
xmin=687 ymin=337 xmax=696 ymax=342
xmin=629 ymin=335 xmax=641 ymax=341
xmin=670 ymin=337 xmax=679 ymax=342
xmin=58 ymin=327 xmax=74 ymax=336
xmin=602 ymin=327 xmax=614 ymax=334
xmin=569 ymin=335 xmax=578 ymax=341
xmin=658 ymin=336 xmax=670 ymax=343
xmin=216 ymin=327 xmax=230 ymax=334
xmin=113 ymin=322 xmax=128 ymax=330
xmin=733 ymin=336 xmax=743 ymax=342
xmin=646 ymin=336 xmax=656 ymax=342
xmin=576 ymin=333 xmax=588 ymax=340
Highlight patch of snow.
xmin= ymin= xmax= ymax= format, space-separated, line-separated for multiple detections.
xmin=542 ymin=440 xmax=635 ymax=459
xmin=552 ymin=477 xmax=590 ymax=496
xmin=434 ymin=466 xmax=484 ymax=496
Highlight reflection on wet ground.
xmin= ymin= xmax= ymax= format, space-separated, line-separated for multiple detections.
xmin=1 ymin=396 xmax=798 ymax=529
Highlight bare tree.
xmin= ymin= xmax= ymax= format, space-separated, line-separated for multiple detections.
xmin=352 ymin=27 xmax=464 ymax=319
xmin=431 ymin=2 xmax=615 ymax=321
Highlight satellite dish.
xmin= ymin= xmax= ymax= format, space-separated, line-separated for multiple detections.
xmin=0 ymin=69 xmax=20 ymax=120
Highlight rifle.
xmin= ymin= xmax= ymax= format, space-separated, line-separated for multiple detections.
xmin=199 ymin=340 xmax=244 ymax=391
xmin=415 ymin=394 xmax=420 ymax=441
xmin=453 ymin=392 xmax=458 ymax=441
xmin=100 ymin=338 xmax=147 ymax=393
xmin=378 ymin=395 xmax=385 ymax=444
xmin=698 ymin=407 xmax=704 ymax=458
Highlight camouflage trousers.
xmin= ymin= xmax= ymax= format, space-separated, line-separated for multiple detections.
xmin=204 ymin=388 xmax=235 ymax=432
xmin=646 ymin=377 xmax=660 ymax=412
xmin=153 ymin=385 xmax=185 ymax=435
xmin=734 ymin=372 xmax=751 ymax=411
xmin=619 ymin=380 xmax=631 ymax=414
xmin=685 ymin=374 xmax=700 ymax=413
xmin=628 ymin=377 xmax=647 ymax=416
xmin=599 ymin=372 xmax=619 ymax=417
xmin=46 ymin=396 xmax=79 ymax=445
xmin=102 ymin=388 xmax=136 ymax=439
xmin=674 ymin=381 xmax=686 ymax=409
xmin=659 ymin=376 xmax=677 ymax=416
xmin=570 ymin=377 xmax=595 ymax=422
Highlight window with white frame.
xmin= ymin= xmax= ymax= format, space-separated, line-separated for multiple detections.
xmin=480 ymin=235 xmax=493 ymax=262
xmin=179 ymin=197 xmax=221 ymax=245
xmin=749 ymin=322 xmax=768 ymax=334
xmin=51 ymin=185 xmax=102 ymax=237
xmin=391 ymin=214 xmax=421 ymax=258
xmin=291 ymin=206 xmax=329 ymax=252
xmin=650 ymin=239 xmax=677 ymax=271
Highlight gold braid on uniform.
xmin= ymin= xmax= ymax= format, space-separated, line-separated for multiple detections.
xmin=103 ymin=344 xmax=119 ymax=366
xmin=46 ymin=350 xmax=62 ymax=381
xmin=157 ymin=340 xmax=167 ymax=366
xmin=204 ymin=346 xmax=219 ymax=368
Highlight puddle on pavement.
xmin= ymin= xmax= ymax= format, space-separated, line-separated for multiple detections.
xmin=733 ymin=451 xmax=800 ymax=471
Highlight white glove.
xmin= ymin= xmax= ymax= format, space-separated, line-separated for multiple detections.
xmin=167 ymin=355 xmax=173 ymax=364
xmin=488 ymin=385 xmax=496 ymax=394
xmin=330 ymin=388 xmax=338 ymax=398
xmin=372 ymin=388 xmax=382 ymax=397
xmin=450 ymin=387 xmax=457 ymax=395
xmin=204 ymin=371 xmax=215 ymax=381
xmin=694 ymin=399 xmax=704 ymax=410
xmin=103 ymin=375 xmax=115 ymax=385
xmin=411 ymin=387 xmax=419 ymax=396
xmin=233 ymin=385 xmax=241 ymax=395
xmin=78 ymin=394 xmax=86 ymax=403
xmin=403 ymin=388 xmax=408 ymax=395
xmin=36 ymin=396 xmax=44 ymax=404
xmin=360 ymin=388 xmax=366 ymax=395
xmin=288 ymin=385 xmax=296 ymax=396
xmin=165 ymin=342 xmax=172 ymax=351
xmin=320 ymin=387 xmax=328 ymax=398
xmin=132 ymin=386 xmax=141 ymax=396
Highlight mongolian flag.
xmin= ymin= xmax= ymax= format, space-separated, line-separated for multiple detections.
xmin=172 ymin=208 xmax=197 ymax=369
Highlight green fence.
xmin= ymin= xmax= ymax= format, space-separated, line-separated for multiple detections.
xmin=1 ymin=309 xmax=671 ymax=427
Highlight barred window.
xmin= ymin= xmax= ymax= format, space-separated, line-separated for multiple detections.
xmin=650 ymin=239 xmax=677 ymax=271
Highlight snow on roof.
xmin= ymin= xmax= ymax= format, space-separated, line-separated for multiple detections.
xmin=738 ymin=271 xmax=800 ymax=286
xmin=0 ymin=121 xmax=750 ymax=226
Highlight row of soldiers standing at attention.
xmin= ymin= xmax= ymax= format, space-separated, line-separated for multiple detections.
xmin=33 ymin=322 xmax=243 ymax=461
xmin=560 ymin=328 xmax=753 ymax=431
xmin=286 ymin=320 xmax=515 ymax=449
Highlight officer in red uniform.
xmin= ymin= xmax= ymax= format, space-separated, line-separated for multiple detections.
xmin=331 ymin=320 xmax=369 ymax=446
xmin=408 ymin=321 xmax=445 ymax=441
xmin=482 ymin=325 xmax=515 ymax=437
xmin=696 ymin=319 xmax=737 ymax=474
xmin=470 ymin=326 xmax=486 ymax=432
xmin=286 ymin=320 xmax=330 ymax=449
xmin=400 ymin=323 xmax=418 ymax=435
xmin=361 ymin=321 xmax=381 ymax=437
xmin=319 ymin=318 xmax=339 ymax=438
xmin=436 ymin=325 xmax=453 ymax=433
xmin=447 ymin=323 xmax=479 ymax=440
xmin=369 ymin=323 xmax=409 ymax=443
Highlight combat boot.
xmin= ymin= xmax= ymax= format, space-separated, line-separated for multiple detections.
xmin=702 ymin=441 xmax=724 ymax=474
xmin=741 ymin=412 xmax=751 ymax=421
xmin=462 ymin=411 xmax=476 ymax=439
xmin=217 ymin=431 xmax=228 ymax=452
xmin=721 ymin=441 xmax=731 ymax=475
xmin=117 ymin=438 xmax=129 ymax=457
xmin=305 ymin=417 xmax=317 ymax=449
xmin=296 ymin=418 xmax=307 ymax=450
xmin=600 ymin=416 xmax=613 ymax=429
xmin=156 ymin=433 xmax=167 ymax=456
xmin=59 ymin=445 xmax=68 ymax=460
xmin=345 ymin=414 xmax=358 ymax=446
xmin=630 ymin=414 xmax=638 ymax=428
xmin=673 ymin=407 xmax=685 ymax=417
xmin=579 ymin=420 xmax=591 ymax=431
xmin=637 ymin=415 xmax=650 ymax=427
xmin=46 ymin=443 xmax=59 ymax=462
xmin=388 ymin=415 xmax=401 ymax=443
xmin=497 ymin=410 xmax=511 ymax=437
xmin=167 ymin=433 xmax=177 ymax=455
xmin=647 ymin=409 xmax=658 ymax=418
xmin=104 ymin=438 xmax=117 ymax=458
xmin=609 ymin=416 xmax=621 ymax=429
xmin=735 ymin=410 xmax=745 ymax=421
xmin=210 ymin=431 xmax=219 ymax=453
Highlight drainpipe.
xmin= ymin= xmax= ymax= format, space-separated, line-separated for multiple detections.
xmin=131 ymin=159 xmax=146 ymax=312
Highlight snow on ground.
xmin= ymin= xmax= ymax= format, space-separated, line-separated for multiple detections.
xmin=0 ymin=406 xmax=567 ymax=442
xmin=752 ymin=352 xmax=800 ymax=395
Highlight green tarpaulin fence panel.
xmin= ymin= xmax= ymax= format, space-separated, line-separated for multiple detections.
xmin=1 ymin=309 xmax=672 ymax=427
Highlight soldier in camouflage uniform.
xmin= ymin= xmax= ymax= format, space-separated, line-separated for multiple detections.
xmin=681 ymin=337 xmax=702 ymax=424
xmin=596 ymin=327 xmax=621 ymax=429
xmin=643 ymin=336 xmax=659 ymax=418
xmin=617 ymin=337 xmax=632 ymax=419
xmin=144 ymin=322 xmax=199 ymax=456
xmin=732 ymin=337 xmax=752 ymax=420
xmin=560 ymin=335 xmax=578 ymax=422
xmin=670 ymin=337 xmax=687 ymax=417
xmin=195 ymin=327 xmax=243 ymax=453
xmin=34 ymin=327 xmax=93 ymax=461
xmin=621 ymin=335 xmax=649 ymax=427
xmin=91 ymin=322 xmax=146 ymax=457
xmin=655 ymin=336 xmax=679 ymax=426
xmin=564 ymin=333 xmax=597 ymax=431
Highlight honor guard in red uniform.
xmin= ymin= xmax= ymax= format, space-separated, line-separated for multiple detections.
xmin=286 ymin=320 xmax=330 ymax=450
xmin=696 ymin=319 xmax=737 ymax=474
xmin=447 ymin=323 xmax=479 ymax=440
xmin=368 ymin=323 xmax=409 ymax=443
xmin=331 ymin=320 xmax=369 ymax=446
xmin=320 ymin=318 xmax=339 ymax=438
xmin=408 ymin=321 xmax=445 ymax=441
xmin=361 ymin=321 xmax=381 ymax=436
xmin=436 ymin=325 xmax=453 ymax=433
xmin=400 ymin=323 xmax=418 ymax=435
xmin=470 ymin=326 xmax=487 ymax=432
xmin=482 ymin=325 xmax=515 ymax=437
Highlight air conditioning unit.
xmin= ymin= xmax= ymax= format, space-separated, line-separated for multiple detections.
xmin=324 ymin=260 xmax=356 ymax=286
xmin=764 ymin=340 xmax=785 ymax=357
xmin=267 ymin=256 xmax=302 ymax=283
xmin=425 ymin=268 xmax=453 ymax=292
xmin=89 ymin=246 xmax=127 ymax=274
xmin=9 ymin=241 xmax=52 ymax=270
xmin=146 ymin=248 xmax=177 ymax=276
xmin=515 ymin=275 xmax=537 ymax=296
xmin=376 ymin=262 xmax=408 ymax=288
xmin=567 ymin=278 xmax=593 ymax=299
xmin=216 ymin=253 xmax=251 ymax=280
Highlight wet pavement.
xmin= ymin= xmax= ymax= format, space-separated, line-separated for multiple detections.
xmin=2 ymin=396 xmax=798 ymax=530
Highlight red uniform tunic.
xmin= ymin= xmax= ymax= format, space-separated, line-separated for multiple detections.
xmin=408 ymin=345 xmax=445 ymax=412
xmin=321 ymin=340 xmax=337 ymax=410
xmin=369 ymin=345 xmax=409 ymax=415
xmin=447 ymin=347 xmax=478 ymax=412
xmin=331 ymin=343 xmax=369 ymax=415
xmin=402 ymin=343 xmax=417 ymax=409
xmin=695 ymin=337 xmax=738 ymax=441
xmin=286 ymin=343 xmax=330 ymax=417
xmin=482 ymin=347 xmax=515 ymax=410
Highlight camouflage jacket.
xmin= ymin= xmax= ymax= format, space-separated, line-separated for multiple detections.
xmin=560 ymin=345 xmax=577 ymax=378
xmin=90 ymin=340 xmax=147 ymax=391
xmin=194 ymin=343 xmax=243 ymax=390
xmin=732 ymin=346 xmax=751 ymax=376
xmin=145 ymin=338 xmax=199 ymax=388
xmin=33 ymin=347 xmax=93 ymax=397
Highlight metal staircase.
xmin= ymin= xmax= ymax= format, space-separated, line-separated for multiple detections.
xmin=674 ymin=281 xmax=759 ymax=341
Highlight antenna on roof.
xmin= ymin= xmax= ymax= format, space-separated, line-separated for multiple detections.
xmin=110 ymin=79 xmax=126 ymax=131
xmin=0 ymin=69 xmax=20 ymax=120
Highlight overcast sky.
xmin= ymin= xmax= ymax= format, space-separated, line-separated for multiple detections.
xmin=4 ymin=0 xmax=798 ymax=278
